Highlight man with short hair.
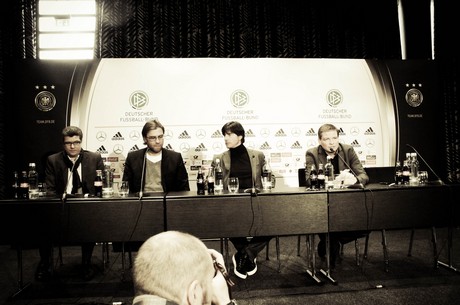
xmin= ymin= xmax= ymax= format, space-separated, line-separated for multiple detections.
xmin=305 ymin=123 xmax=369 ymax=268
xmin=36 ymin=125 xmax=104 ymax=281
xmin=133 ymin=231 xmax=234 ymax=305
xmin=212 ymin=121 xmax=272 ymax=279
xmin=122 ymin=119 xmax=189 ymax=194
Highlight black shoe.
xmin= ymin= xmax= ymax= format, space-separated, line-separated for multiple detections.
xmin=35 ymin=261 xmax=52 ymax=282
xmin=245 ymin=257 xmax=257 ymax=276
xmin=81 ymin=264 xmax=95 ymax=281
xmin=232 ymin=251 xmax=248 ymax=279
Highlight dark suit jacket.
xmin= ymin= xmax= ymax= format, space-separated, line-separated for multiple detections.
xmin=212 ymin=147 xmax=265 ymax=190
xmin=45 ymin=150 xmax=105 ymax=197
xmin=305 ymin=143 xmax=369 ymax=185
xmin=123 ymin=148 xmax=190 ymax=193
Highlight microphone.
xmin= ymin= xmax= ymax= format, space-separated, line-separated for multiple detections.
xmin=330 ymin=148 xmax=364 ymax=189
xmin=244 ymin=154 xmax=259 ymax=196
xmin=62 ymin=161 xmax=76 ymax=202
xmin=138 ymin=148 xmax=148 ymax=199
xmin=406 ymin=144 xmax=444 ymax=185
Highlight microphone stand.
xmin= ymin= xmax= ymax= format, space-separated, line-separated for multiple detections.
xmin=62 ymin=162 xmax=76 ymax=202
xmin=244 ymin=154 xmax=260 ymax=196
xmin=406 ymin=144 xmax=444 ymax=185
xmin=138 ymin=148 xmax=148 ymax=200
xmin=330 ymin=148 xmax=364 ymax=189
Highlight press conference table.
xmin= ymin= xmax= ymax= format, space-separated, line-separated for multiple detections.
xmin=1 ymin=183 xmax=459 ymax=293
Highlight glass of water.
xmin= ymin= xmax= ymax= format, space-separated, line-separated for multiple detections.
xmin=228 ymin=177 xmax=239 ymax=193
xmin=119 ymin=181 xmax=129 ymax=197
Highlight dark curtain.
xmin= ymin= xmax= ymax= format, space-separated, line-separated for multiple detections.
xmin=0 ymin=0 xmax=458 ymax=199
xmin=0 ymin=0 xmax=37 ymax=198
xmin=94 ymin=0 xmax=402 ymax=59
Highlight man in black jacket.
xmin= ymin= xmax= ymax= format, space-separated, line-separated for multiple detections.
xmin=36 ymin=126 xmax=104 ymax=281
xmin=122 ymin=119 xmax=189 ymax=194
xmin=305 ymin=123 xmax=369 ymax=268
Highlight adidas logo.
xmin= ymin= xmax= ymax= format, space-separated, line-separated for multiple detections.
xmin=130 ymin=145 xmax=140 ymax=151
xmin=246 ymin=129 xmax=256 ymax=137
xmin=165 ymin=144 xmax=173 ymax=150
xmin=96 ymin=146 xmax=108 ymax=154
xmin=350 ymin=139 xmax=361 ymax=147
xmin=259 ymin=141 xmax=271 ymax=150
xmin=178 ymin=130 xmax=191 ymax=139
xmin=112 ymin=131 xmax=124 ymax=140
xmin=275 ymin=129 xmax=287 ymax=137
xmin=195 ymin=143 xmax=208 ymax=151
xmin=211 ymin=130 xmax=222 ymax=138
xmin=364 ymin=127 xmax=375 ymax=135
xmin=305 ymin=128 xmax=316 ymax=136
xmin=290 ymin=141 xmax=302 ymax=149
xmin=338 ymin=128 xmax=345 ymax=136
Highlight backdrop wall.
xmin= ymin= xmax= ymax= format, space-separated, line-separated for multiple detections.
xmin=8 ymin=58 xmax=442 ymax=189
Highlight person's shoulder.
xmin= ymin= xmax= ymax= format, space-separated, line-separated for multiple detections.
xmin=127 ymin=148 xmax=146 ymax=157
xmin=247 ymin=148 xmax=263 ymax=155
xmin=339 ymin=143 xmax=353 ymax=151
xmin=162 ymin=148 xmax=177 ymax=155
xmin=82 ymin=150 xmax=103 ymax=158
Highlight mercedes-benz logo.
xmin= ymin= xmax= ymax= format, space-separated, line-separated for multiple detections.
xmin=260 ymin=128 xmax=270 ymax=137
xmin=164 ymin=130 xmax=173 ymax=140
xmin=96 ymin=131 xmax=107 ymax=142
xmin=291 ymin=127 xmax=302 ymax=137
xmin=113 ymin=144 xmax=124 ymax=154
xmin=212 ymin=142 xmax=223 ymax=151
xmin=180 ymin=143 xmax=190 ymax=153
xmin=129 ymin=130 xmax=140 ymax=140
xmin=366 ymin=138 xmax=375 ymax=148
xmin=196 ymin=129 xmax=206 ymax=139
xmin=350 ymin=127 xmax=360 ymax=136
xmin=276 ymin=141 xmax=286 ymax=150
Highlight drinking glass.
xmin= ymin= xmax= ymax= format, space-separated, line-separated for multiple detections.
xmin=228 ymin=177 xmax=239 ymax=193
xmin=119 ymin=181 xmax=129 ymax=197
xmin=418 ymin=171 xmax=428 ymax=185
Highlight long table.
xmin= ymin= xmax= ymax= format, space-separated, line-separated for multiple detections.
xmin=1 ymin=184 xmax=458 ymax=292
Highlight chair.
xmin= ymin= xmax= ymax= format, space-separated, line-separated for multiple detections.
xmin=407 ymin=227 xmax=440 ymax=268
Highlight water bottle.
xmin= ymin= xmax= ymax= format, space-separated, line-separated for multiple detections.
xmin=214 ymin=158 xmax=224 ymax=194
xmin=196 ymin=167 xmax=205 ymax=195
xmin=324 ymin=156 xmax=334 ymax=189
xmin=410 ymin=152 xmax=419 ymax=186
xmin=309 ymin=164 xmax=318 ymax=190
xmin=19 ymin=170 xmax=29 ymax=199
xmin=94 ymin=169 xmax=103 ymax=197
xmin=317 ymin=163 xmax=325 ymax=190
xmin=207 ymin=167 xmax=215 ymax=194
xmin=394 ymin=160 xmax=403 ymax=185
xmin=262 ymin=158 xmax=272 ymax=190
xmin=402 ymin=160 xmax=410 ymax=185
xmin=28 ymin=163 xmax=39 ymax=199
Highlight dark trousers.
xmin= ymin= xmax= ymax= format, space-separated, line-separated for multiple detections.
xmin=318 ymin=231 xmax=369 ymax=265
xmin=230 ymin=236 xmax=272 ymax=261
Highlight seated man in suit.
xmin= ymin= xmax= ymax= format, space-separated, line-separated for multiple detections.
xmin=37 ymin=126 xmax=104 ymax=281
xmin=305 ymin=123 xmax=369 ymax=268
